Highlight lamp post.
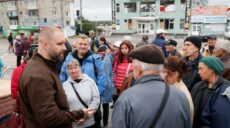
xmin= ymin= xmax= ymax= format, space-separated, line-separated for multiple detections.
xmin=80 ymin=0 xmax=82 ymax=31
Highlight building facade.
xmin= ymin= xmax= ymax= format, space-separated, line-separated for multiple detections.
xmin=112 ymin=0 xmax=187 ymax=35
xmin=0 ymin=0 xmax=75 ymax=36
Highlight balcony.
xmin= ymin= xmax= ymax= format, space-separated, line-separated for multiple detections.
xmin=8 ymin=16 xmax=18 ymax=20
xmin=26 ymin=4 xmax=38 ymax=10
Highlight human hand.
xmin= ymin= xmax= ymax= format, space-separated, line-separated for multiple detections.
xmin=74 ymin=118 xmax=85 ymax=125
xmin=83 ymin=108 xmax=94 ymax=119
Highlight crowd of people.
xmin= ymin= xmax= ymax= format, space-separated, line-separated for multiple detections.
xmin=5 ymin=27 xmax=230 ymax=128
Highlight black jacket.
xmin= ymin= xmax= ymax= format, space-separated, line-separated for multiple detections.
xmin=182 ymin=53 xmax=203 ymax=91
xmin=191 ymin=77 xmax=227 ymax=128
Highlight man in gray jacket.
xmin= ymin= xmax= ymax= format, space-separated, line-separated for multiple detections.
xmin=112 ymin=44 xmax=191 ymax=128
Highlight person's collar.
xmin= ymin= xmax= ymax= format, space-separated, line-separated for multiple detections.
xmin=210 ymin=76 xmax=226 ymax=90
xmin=135 ymin=75 xmax=163 ymax=85
xmin=34 ymin=52 xmax=58 ymax=72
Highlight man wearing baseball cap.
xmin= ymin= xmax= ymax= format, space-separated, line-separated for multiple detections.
xmin=151 ymin=29 xmax=168 ymax=57
xmin=165 ymin=39 xmax=181 ymax=58
xmin=112 ymin=44 xmax=191 ymax=128
xmin=182 ymin=36 xmax=203 ymax=91
xmin=203 ymin=34 xmax=217 ymax=57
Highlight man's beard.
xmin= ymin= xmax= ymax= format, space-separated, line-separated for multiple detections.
xmin=50 ymin=53 xmax=64 ymax=62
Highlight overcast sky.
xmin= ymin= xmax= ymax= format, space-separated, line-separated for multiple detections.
xmin=75 ymin=0 xmax=112 ymax=21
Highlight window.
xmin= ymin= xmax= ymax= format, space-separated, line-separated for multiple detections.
xmin=124 ymin=3 xmax=136 ymax=13
xmin=180 ymin=19 xmax=185 ymax=29
xmin=181 ymin=0 xmax=185 ymax=4
xmin=116 ymin=20 xmax=120 ymax=25
xmin=116 ymin=3 xmax=120 ymax=12
xmin=28 ymin=10 xmax=38 ymax=17
xmin=128 ymin=19 xmax=132 ymax=30
xmin=141 ymin=1 xmax=156 ymax=12
xmin=7 ymin=1 xmax=16 ymax=8
xmin=28 ymin=0 xmax=37 ymax=5
xmin=52 ymin=0 xmax=56 ymax=6
xmin=9 ymin=20 xmax=17 ymax=25
xmin=124 ymin=19 xmax=133 ymax=30
xmin=52 ymin=10 xmax=56 ymax=16
xmin=7 ymin=11 xmax=17 ymax=17
xmin=66 ymin=11 xmax=69 ymax=16
xmin=20 ymin=12 xmax=22 ymax=16
xmin=160 ymin=0 xmax=175 ymax=12
xmin=66 ymin=21 xmax=70 ymax=25
xmin=25 ymin=20 xmax=38 ymax=26
xmin=160 ymin=19 xmax=174 ymax=30
xmin=44 ymin=18 xmax=47 ymax=23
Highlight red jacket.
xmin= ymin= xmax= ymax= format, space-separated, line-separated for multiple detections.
xmin=113 ymin=56 xmax=133 ymax=90
xmin=11 ymin=61 xmax=26 ymax=99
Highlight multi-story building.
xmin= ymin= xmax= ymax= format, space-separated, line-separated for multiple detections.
xmin=112 ymin=0 xmax=209 ymax=35
xmin=0 ymin=0 xmax=75 ymax=36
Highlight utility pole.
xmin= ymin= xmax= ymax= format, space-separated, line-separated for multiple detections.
xmin=80 ymin=0 xmax=82 ymax=31
xmin=184 ymin=0 xmax=192 ymax=34
xmin=16 ymin=0 xmax=20 ymax=26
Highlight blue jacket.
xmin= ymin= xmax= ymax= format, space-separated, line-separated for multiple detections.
xmin=200 ymin=82 xmax=230 ymax=128
xmin=151 ymin=37 xmax=167 ymax=57
xmin=100 ymin=54 xmax=114 ymax=103
xmin=59 ymin=51 xmax=106 ymax=95
xmin=0 ymin=58 xmax=3 ymax=77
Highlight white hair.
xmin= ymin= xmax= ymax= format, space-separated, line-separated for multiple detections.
xmin=215 ymin=40 xmax=230 ymax=53
xmin=133 ymin=59 xmax=163 ymax=72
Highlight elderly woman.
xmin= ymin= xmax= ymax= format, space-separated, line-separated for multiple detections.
xmin=214 ymin=41 xmax=230 ymax=80
xmin=191 ymin=56 xmax=229 ymax=128
xmin=162 ymin=56 xmax=194 ymax=121
xmin=63 ymin=59 xmax=100 ymax=128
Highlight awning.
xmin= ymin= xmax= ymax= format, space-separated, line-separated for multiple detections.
xmin=132 ymin=16 xmax=159 ymax=21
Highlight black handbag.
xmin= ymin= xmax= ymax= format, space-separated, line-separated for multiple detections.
xmin=70 ymin=82 xmax=102 ymax=122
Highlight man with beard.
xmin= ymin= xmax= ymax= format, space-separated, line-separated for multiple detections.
xmin=19 ymin=27 xmax=90 ymax=128
xmin=203 ymin=35 xmax=217 ymax=57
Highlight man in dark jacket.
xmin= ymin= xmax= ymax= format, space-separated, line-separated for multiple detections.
xmin=19 ymin=27 xmax=89 ymax=128
xmin=151 ymin=29 xmax=167 ymax=57
xmin=7 ymin=32 xmax=13 ymax=52
xmin=191 ymin=56 xmax=227 ymax=128
xmin=165 ymin=39 xmax=182 ymax=58
xmin=182 ymin=36 xmax=203 ymax=91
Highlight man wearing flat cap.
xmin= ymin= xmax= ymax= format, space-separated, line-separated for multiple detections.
xmin=191 ymin=56 xmax=230 ymax=128
xmin=165 ymin=39 xmax=182 ymax=58
xmin=112 ymin=44 xmax=191 ymax=128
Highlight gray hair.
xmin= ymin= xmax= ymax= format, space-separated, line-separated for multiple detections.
xmin=133 ymin=59 xmax=163 ymax=72
xmin=215 ymin=40 xmax=230 ymax=53
xmin=76 ymin=34 xmax=89 ymax=42
xmin=67 ymin=59 xmax=81 ymax=68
